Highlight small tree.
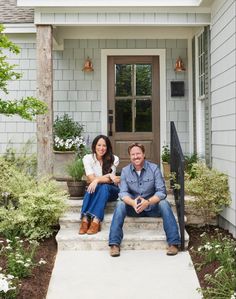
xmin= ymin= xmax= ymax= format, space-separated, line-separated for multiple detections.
xmin=0 ymin=24 xmax=47 ymax=120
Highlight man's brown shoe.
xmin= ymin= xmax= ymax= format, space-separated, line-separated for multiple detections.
xmin=110 ymin=245 xmax=120 ymax=257
xmin=87 ymin=221 xmax=101 ymax=235
xmin=79 ymin=220 xmax=90 ymax=235
xmin=167 ymin=245 xmax=178 ymax=256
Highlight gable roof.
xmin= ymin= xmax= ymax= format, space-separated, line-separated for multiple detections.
xmin=0 ymin=0 xmax=34 ymax=23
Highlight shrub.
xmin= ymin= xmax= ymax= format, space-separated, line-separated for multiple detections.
xmin=185 ymin=162 xmax=231 ymax=224
xmin=2 ymin=140 xmax=37 ymax=177
xmin=0 ymin=158 xmax=67 ymax=240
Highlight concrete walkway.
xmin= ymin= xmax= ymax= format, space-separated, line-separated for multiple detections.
xmin=46 ymin=250 xmax=201 ymax=299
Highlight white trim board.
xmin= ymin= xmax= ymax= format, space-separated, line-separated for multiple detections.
xmin=101 ymin=49 xmax=166 ymax=156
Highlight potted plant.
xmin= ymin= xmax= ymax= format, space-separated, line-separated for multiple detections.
xmin=66 ymin=158 xmax=86 ymax=198
xmin=161 ymin=145 xmax=171 ymax=179
xmin=52 ymin=114 xmax=85 ymax=180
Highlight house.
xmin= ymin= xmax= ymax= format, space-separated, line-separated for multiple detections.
xmin=0 ymin=0 xmax=235 ymax=237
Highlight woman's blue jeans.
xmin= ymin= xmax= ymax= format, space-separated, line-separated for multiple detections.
xmin=109 ymin=200 xmax=180 ymax=246
xmin=81 ymin=183 xmax=119 ymax=221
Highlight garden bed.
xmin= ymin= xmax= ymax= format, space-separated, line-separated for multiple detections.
xmin=1 ymin=225 xmax=235 ymax=298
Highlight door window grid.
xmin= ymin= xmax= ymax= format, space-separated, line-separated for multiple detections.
xmin=115 ymin=63 xmax=152 ymax=133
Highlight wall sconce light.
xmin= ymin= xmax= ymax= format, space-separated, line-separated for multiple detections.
xmin=174 ymin=56 xmax=186 ymax=72
xmin=82 ymin=57 xmax=94 ymax=72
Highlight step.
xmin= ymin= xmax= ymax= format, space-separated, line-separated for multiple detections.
xmin=66 ymin=194 xmax=177 ymax=214
xmin=60 ymin=212 xmax=169 ymax=230
xmin=56 ymin=226 xmax=189 ymax=251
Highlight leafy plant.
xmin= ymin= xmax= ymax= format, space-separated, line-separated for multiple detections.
xmin=3 ymin=140 xmax=37 ymax=177
xmin=193 ymin=230 xmax=236 ymax=299
xmin=161 ymin=145 xmax=170 ymax=163
xmin=1 ymin=238 xmax=39 ymax=279
xmin=0 ymin=24 xmax=47 ymax=120
xmin=66 ymin=158 xmax=85 ymax=181
xmin=0 ymin=158 xmax=67 ymax=240
xmin=53 ymin=114 xmax=85 ymax=151
xmin=0 ymin=271 xmax=19 ymax=299
xmin=185 ymin=162 xmax=231 ymax=224
xmin=184 ymin=153 xmax=198 ymax=176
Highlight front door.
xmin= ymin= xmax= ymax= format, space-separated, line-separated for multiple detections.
xmin=108 ymin=56 xmax=160 ymax=171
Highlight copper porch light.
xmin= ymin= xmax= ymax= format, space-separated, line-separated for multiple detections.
xmin=82 ymin=57 xmax=94 ymax=72
xmin=174 ymin=56 xmax=186 ymax=72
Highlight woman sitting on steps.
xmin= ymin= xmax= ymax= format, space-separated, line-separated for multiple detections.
xmin=79 ymin=135 xmax=120 ymax=235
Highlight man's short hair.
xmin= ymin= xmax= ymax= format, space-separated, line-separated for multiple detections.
xmin=128 ymin=143 xmax=145 ymax=154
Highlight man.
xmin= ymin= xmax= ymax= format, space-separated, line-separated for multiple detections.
xmin=108 ymin=143 xmax=180 ymax=257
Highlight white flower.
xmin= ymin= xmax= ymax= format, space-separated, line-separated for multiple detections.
xmin=38 ymin=258 xmax=47 ymax=265
xmin=0 ymin=277 xmax=9 ymax=293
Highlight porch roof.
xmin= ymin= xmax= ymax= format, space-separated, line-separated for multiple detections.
xmin=17 ymin=0 xmax=213 ymax=8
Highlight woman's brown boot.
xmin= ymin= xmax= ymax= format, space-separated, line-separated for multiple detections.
xmin=79 ymin=219 xmax=90 ymax=234
xmin=87 ymin=221 xmax=101 ymax=234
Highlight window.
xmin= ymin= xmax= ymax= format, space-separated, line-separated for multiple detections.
xmin=197 ymin=31 xmax=205 ymax=99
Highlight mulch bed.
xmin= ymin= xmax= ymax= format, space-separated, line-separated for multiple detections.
xmin=1 ymin=225 xmax=235 ymax=298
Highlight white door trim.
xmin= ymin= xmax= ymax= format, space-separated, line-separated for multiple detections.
xmin=101 ymin=49 xmax=166 ymax=156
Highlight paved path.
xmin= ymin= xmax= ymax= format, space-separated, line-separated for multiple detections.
xmin=46 ymin=250 xmax=201 ymax=299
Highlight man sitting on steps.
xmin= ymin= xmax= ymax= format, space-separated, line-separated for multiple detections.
xmin=108 ymin=142 xmax=180 ymax=257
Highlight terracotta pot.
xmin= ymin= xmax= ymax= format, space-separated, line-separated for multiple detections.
xmin=53 ymin=151 xmax=76 ymax=181
xmin=67 ymin=180 xmax=86 ymax=198
xmin=162 ymin=162 xmax=171 ymax=179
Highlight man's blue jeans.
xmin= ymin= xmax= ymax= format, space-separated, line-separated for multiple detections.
xmin=109 ymin=200 xmax=181 ymax=246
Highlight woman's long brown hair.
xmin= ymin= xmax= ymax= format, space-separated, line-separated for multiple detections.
xmin=91 ymin=135 xmax=115 ymax=175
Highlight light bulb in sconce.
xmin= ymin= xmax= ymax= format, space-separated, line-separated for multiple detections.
xmin=82 ymin=57 xmax=94 ymax=72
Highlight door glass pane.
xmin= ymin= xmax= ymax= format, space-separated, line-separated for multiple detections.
xmin=115 ymin=100 xmax=132 ymax=132
xmin=135 ymin=99 xmax=152 ymax=132
xmin=136 ymin=64 xmax=152 ymax=96
xmin=115 ymin=64 xmax=132 ymax=96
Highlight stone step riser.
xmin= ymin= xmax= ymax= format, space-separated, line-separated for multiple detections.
xmin=60 ymin=222 xmax=164 ymax=231
xmin=57 ymin=240 xmax=189 ymax=251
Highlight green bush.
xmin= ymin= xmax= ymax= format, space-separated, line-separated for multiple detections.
xmin=3 ymin=140 xmax=37 ymax=177
xmin=185 ymin=162 xmax=231 ymax=224
xmin=0 ymin=158 xmax=67 ymax=239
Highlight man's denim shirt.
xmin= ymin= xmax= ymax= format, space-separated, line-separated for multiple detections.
xmin=119 ymin=160 xmax=167 ymax=204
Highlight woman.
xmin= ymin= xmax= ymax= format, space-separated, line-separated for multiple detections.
xmin=79 ymin=135 xmax=120 ymax=235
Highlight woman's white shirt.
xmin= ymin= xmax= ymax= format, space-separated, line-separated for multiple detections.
xmin=82 ymin=154 xmax=119 ymax=177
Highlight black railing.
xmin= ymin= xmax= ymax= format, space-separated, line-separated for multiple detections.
xmin=170 ymin=121 xmax=185 ymax=251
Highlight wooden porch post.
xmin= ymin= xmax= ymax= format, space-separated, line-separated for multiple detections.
xmin=36 ymin=25 xmax=53 ymax=177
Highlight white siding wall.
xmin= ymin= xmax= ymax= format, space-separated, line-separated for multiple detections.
xmin=211 ymin=0 xmax=236 ymax=236
xmin=0 ymin=37 xmax=189 ymax=155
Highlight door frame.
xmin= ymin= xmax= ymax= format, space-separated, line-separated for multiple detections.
xmin=101 ymin=49 xmax=167 ymax=158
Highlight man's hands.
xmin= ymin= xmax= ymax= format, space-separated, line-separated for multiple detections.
xmin=133 ymin=196 xmax=150 ymax=214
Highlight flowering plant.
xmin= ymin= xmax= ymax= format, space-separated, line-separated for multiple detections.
xmin=53 ymin=114 xmax=85 ymax=152
xmin=0 ymin=271 xmax=18 ymax=299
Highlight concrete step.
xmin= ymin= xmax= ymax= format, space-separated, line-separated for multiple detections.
xmin=56 ymin=226 xmax=189 ymax=251
xmin=66 ymin=194 xmax=177 ymax=214
xmin=59 ymin=211 xmax=183 ymax=231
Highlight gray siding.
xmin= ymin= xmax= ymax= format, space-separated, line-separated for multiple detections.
xmin=0 ymin=37 xmax=189 ymax=155
xmin=211 ymin=0 xmax=236 ymax=236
